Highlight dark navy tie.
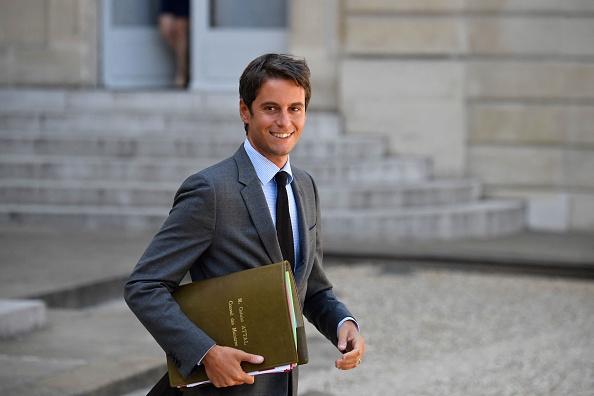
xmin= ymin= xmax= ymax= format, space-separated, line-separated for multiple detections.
xmin=275 ymin=171 xmax=294 ymax=268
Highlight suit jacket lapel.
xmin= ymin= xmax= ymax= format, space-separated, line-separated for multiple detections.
xmin=234 ymin=146 xmax=283 ymax=264
xmin=290 ymin=172 xmax=309 ymax=287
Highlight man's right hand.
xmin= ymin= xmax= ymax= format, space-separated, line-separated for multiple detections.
xmin=201 ymin=345 xmax=264 ymax=388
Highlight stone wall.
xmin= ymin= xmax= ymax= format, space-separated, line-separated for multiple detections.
xmin=339 ymin=0 xmax=467 ymax=177
xmin=0 ymin=0 xmax=98 ymax=86
xmin=289 ymin=0 xmax=340 ymax=111
xmin=333 ymin=0 xmax=594 ymax=231
xmin=464 ymin=1 xmax=594 ymax=232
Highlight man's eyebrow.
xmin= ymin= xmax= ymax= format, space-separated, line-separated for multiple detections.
xmin=259 ymin=101 xmax=304 ymax=108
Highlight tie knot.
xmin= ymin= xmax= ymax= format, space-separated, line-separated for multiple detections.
xmin=275 ymin=171 xmax=289 ymax=186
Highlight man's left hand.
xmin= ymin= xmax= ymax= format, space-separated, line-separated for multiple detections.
xmin=335 ymin=320 xmax=365 ymax=370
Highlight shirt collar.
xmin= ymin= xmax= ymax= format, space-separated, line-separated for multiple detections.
xmin=244 ymin=139 xmax=293 ymax=185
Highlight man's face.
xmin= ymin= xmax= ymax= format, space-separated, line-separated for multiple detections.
xmin=240 ymin=78 xmax=306 ymax=168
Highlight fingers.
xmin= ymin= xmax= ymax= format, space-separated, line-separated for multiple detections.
xmin=245 ymin=353 xmax=265 ymax=365
xmin=335 ymin=347 xmax=364 ymax=370
xmin=335 ymin=325 xmax=366 ymax=371
xmin=218 ymin=352 xmax=263 ymax=387
xmin=335 ymin=354 xmax=359 ymax=370
xmin=239 ymin=353 xmax=263 ymax=385
xmin=203 ymin=346 xmax=264 ymax=388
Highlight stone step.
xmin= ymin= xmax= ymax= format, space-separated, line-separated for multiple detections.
xmin=298 ymin=156 xmax=432 ymax=184
xmin=0 ymin=178 xmax=480 ymax=209
xmin=323 ymin=200 xmax=525 ymax=243
xmin=0 ymin=204 xmax=169 ymax=230
xmin=0 ymin=131 xmax=386 ymax=161
xmin=0 ymin=200 xmax=524 ymax=241
xmin=0 ymin=299 xmax=47 ymax=339
xmin=0 ymin=88 xmax=526 ymax=241
xmin=0 ymin=154 xmax=431 ymax=184
xmin=0 ymin=112 xmax=246 ymax=136
xmin=320 ymin=179 xmax=481 ymax=209
xmin=0 ymin=110 xmax=343 ymax=139
xmin=0 ymin=180 xmax=179 ymax=208
xmin=0 ymin=300 xmax=166 ymax=396
xmin=0 ymin=88 xmax=237 ymax=115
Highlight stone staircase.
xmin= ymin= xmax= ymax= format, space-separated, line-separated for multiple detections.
xmin=0 ymin=89 xmax=525 ymax=245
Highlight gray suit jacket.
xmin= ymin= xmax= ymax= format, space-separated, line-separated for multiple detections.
xmin=124 ymin=145 xmax=353 ymax=395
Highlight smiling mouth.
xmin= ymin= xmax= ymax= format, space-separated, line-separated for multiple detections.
xmin=271 ymin=132 xmax=293 ymax=138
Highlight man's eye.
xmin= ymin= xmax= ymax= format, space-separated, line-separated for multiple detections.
xmin=265 ymin=106 xmax=276 ymax=111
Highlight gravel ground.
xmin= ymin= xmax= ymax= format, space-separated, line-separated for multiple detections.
xmin=297 ymin=257 xmax=594 ymax=396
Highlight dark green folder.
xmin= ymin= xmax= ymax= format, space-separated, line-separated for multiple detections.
xmin=167 ymin=261 xmax=308 ymax=388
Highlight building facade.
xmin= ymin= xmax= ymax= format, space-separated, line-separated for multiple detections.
xmin=1 ymin=0 xmax=593 ymax=232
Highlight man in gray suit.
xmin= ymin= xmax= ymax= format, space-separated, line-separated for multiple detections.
xmin=125 ymin=53 xmax=365 ymax=395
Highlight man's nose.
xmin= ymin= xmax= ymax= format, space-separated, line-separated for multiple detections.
xmin=276 ymin=110 xmax=291 ymax=126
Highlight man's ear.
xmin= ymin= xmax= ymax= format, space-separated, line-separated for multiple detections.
xmin=239 ymin=100 xmax=250 ymax=124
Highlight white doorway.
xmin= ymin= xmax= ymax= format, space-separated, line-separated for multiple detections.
xmin=190 ymin=0 xmax=288 ymax=91
xmin=101 ymin=0 xmax=175 ymax=88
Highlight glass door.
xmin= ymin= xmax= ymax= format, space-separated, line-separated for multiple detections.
xmin=102 ymin=0 xmax=175 ymax=88
xmin=190 ymin=0 xmax=288 ymax=91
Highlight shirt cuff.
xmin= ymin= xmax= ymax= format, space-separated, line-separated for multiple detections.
xmin=197 ymin=344 xmax=216 ymax=366
xmin=337 ymin=317 xmax=359 ymax=335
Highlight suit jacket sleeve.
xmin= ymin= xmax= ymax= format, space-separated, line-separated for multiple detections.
xmin=124 ymin=173 xmax=218 ymax=378
xmin=296 ymin=169 xmax=355 ymax=346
